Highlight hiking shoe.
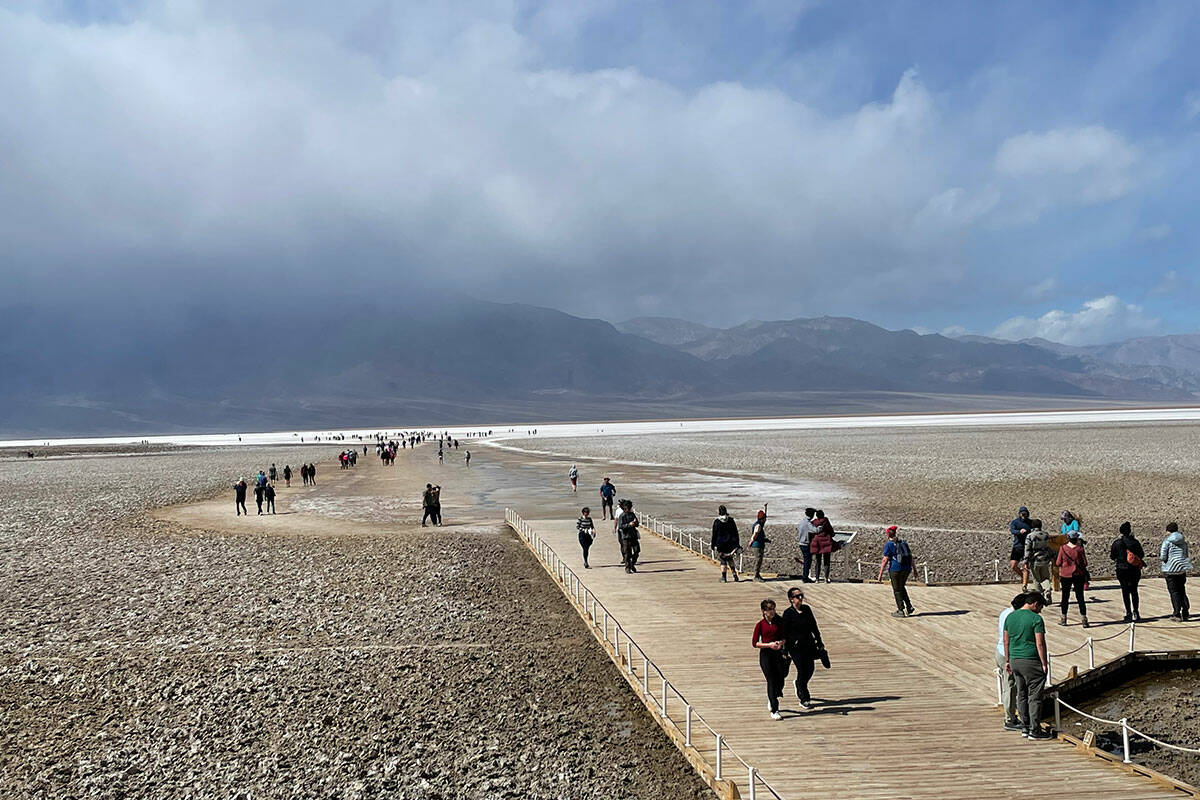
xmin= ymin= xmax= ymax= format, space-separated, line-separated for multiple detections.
xmin=1028 ymin=729 xmax=1054 ymax=740
xmin=1003 ymin=719 xmax=1023 ymax=731
xmin=770 ymin=711 xmax=782 ymax=721
xmin=891 ymin=610 xmax=906 ymax=618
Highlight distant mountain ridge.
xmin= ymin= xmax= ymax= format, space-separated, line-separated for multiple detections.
xmin=2 ymin=301 xmax=1199 ymax=437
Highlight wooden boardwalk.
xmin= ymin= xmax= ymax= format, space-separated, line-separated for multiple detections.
xmin=515 ymin=512 xmax=1200 ymax=800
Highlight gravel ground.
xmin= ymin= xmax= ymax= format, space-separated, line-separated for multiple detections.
xmin=516 ymin=424 xmax=1200 ymax=584
xmin=0 ymin=447 xmax=710 ymax=799
xmin=1062 ymin=669 xmax=1200 ymax=788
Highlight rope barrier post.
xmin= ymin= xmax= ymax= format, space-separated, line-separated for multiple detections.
xmin=684 ymin=704 xmax=692 ymax=746
xmin=995 ymin=667 xmax=1003 ymax=707
xmin=1128 ymin=622 xmax=1135 ymax=652
xmin=748 ymin=766 xmax=757 ymax=800
xmin=1046 ymin=654 xmax=1052 ymax=685
xmin=1087 ymin=638 xmax=1094 ymax=669
xmin=661 ymin=675 xmax=667 ymax=711
xmin=1121 ymin=717 xmax=1131 ymax=763
xmin=642 ymin=655 xmax=648 ymax=693
xmin=626 ymin=640 xmax=633 ymax=673
xmin=1054 ymin=696 xmax=1061 ymax=733
xmin=994 ymin=559 xmax=1000 ymax=583
xmin=924 ymin=564 xmax=930 ymax=585
xmin=714 ymin=733 xmax=723 ymax=780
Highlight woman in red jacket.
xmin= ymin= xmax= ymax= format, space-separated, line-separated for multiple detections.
xmin=1055 ymin=530 xmax=1089 ymax=627
xmin=753 ymin=598 xmax=788 ymax=720
xmin=809 ymin=510 xmax=835 ymax=583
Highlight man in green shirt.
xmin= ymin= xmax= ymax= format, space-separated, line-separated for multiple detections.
xmin=1003 ymin=592 xmax=1050 ymax=738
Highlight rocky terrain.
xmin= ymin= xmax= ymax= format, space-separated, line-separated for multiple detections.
xmin=0 ymin=447 xmax=711 ymax=799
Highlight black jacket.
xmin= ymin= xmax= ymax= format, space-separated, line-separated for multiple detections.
xmin=782 ymin=604 xmax=823 ymax=654
xmin=711 ymin=517 xmax=740 ymax=553
xmin=1110 ymin=534 xmax=1144 ymax=570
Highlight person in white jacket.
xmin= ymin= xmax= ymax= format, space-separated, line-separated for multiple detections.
xmin=1161 ymin=523 xmax=1192 ymax=621
xmin=796 ymin=508 xmax=817 ymax=583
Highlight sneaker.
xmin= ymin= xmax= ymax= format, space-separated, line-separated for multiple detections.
xmin=1081 ymin=616 xmax=1090 ymax=628
xmin=906 ymin=606 xmax=915 ymax=616
xmin=720 ymin=573 xmax=727 ymax=583
xmin=732 ymin=573 xmax=740 ymax=582
xmin=1123 ymin=614 xmax=1133 ymax=623
xmin=1021 ymin=729 xmax=1030 ymax=738
xmin=800 ymin=700 xmax=814 ymax=709
xmin=630 ymin=565 xmax=637 ymax=573
xmin=1133 ymin=611 xmax=1141 ymax=622
xmin=754 ymin=576 xmax=765 ymax=582
xmin=1028 ymin=729 xmax=1054 ymax=740
xmin=825 ymin=577 xmax=832 ymax=583
xmin=891 ymin=610 xmax=906 ymax=618
xmin=625 ymin=567 xmax=632 ymax=574
xmin=802 ymin=577 xmax=815 ymax=584
xmin=770 ymin=711 xmax=782 ymax=721
xmin=1003 ymin=719 xmax=1023 ymax=731
xmin=1059 ymin=614 xmax=1067 ymax=627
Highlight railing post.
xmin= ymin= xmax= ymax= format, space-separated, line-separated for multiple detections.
xmin=1054 ymin=696 xmax=1061 ymax=732
xmin=1121 ymin=718 xmax=1131 ymax=763
xmin=1046 ymin=654 xmax=1052 ymax=685
xmin=684 ymin=703 xmax=692 ymax=746
xmin=1128 ymin=622 xmax=1136 ymax=652
xmin=626 ymin=640 xmax=633 ymax=673
xmin=995 ymin=667 xmax=1003 ymax=707
xmin=748 ymin=766 xmax=757 ymax=800
xmin=1087 ymin=638 xmax=1094 ymax=669
xmin=661 ymin=675 xmax=667 ymax=711
xmin=714 ymin=733 xmax=723 ymax=780
xmin=924 ymin=564 xmax=930 ymax=585
xmin=642 ymin=655 xmax=648 ymax=693
xmin=994 ymin=559 xmax=1000 ymax=583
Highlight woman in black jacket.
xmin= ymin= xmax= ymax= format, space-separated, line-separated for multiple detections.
xmin=1110 ymin=521 xmax=1145 ymax=622
xmin=782 ymin=586 xmax=824 ymax=709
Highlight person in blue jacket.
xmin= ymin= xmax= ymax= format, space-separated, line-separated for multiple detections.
xmin=1009 ymin=506 xmax=1033 ymax=589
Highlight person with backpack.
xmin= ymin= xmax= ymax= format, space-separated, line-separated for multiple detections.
xmin=577 ymin=506 xmax=595 ymax=569
xmin=782 ymin=586 xmax=824 ymax=710
xmin=1054 ymin=530 xmax=1089 ymax=627
xmin=808 ymin=510 xmax=835 ymax=583
xmin=878 ymin=525 xmax=916 ymax=618
xmin=616 ymin=499 xmax=640 ymax=573
xmin=749 ymin=507 xmax=769 ymax=582
xmin=711 ymin=505 xmax=741 ymax=583
xmin=1160 ymin=522 xmax=1192 ymax=621
xmin=752 ymin=598 xmax=788 ymax=721
xmin=1003 ymin=592 xmax=1051 ymax=739
xmin=1110 ymin=522 xmax=1145 ymax=622
xmin=796 ymin=507 xmax=817 ymax=583
xmin=568 ymin=465 xmax=578 ymax=493
xmin=1023 ymin=519 xmax=1054 ymax=603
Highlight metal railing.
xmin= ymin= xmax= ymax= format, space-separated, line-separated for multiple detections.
xmin=994 ymin=622 xmax=1137 ymax=702
xmin=505 ymin=508 xmax=785 ymax=800
xmin=1053 ymin=695 xmax=1200 ymax=763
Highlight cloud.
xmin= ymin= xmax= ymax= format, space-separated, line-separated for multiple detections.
xmin=1137 ymin=223 xmax=1172 ymax=242
xmin=991 ymin=295 xmax=1161 ymax=346
xmin=994 ymin=126 xmax=1142 ymax=211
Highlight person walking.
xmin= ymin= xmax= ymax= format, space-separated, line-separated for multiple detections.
xmin=577 ymin=507 xmax=595 ymax=568
xmin=253 ymin=480 xmax=265 ymax=515
xmin=269 ymin=463 xmax=277 ymax=482
xmin=782 ymin=586 xmax=824 ymax=710
xmin=464 ymin=450 xmax=471 ymax=467
xmin=1003 ymin=592 xmax=1051 ymax=739
xmin=430 ymin=484 xmax=442 ymax=526
xmin=878 ymin=525 xmax=915 ymax=618
xmin=300 ymin=464 xmax=309 ymax=485
xmin=234 ymin=478 xmax=248 ymax=516
xmin=996 ymin=592 xmax=1027 ymax=731
xmin=1024 ymin=519 xmax=1054 ymax=603
xmin=308 ymin=463 xmax=316 ymax=485
xmin=796 ymin=508 xmax=817 ymax=583
xmin=421 ymin=484 xmax=437 ymax=527
xmin=752 ymin=599 xmax=788 ymax=721
xmin=265 ymin=482 xmax=276 ymax=514
xmin=568 ymin=465 xmax=578 ymax=493
xmin=1110 ymin=521 xmax=1145 ymax=622
xmin=750 ymin=508 xmax=769 ymax=581
xmin=809 ymin=511 xmax=834 ymax=583
xmin=283 ymin=464 xmax=292 ymax=487
xmin=1009 ymin=506 xmax=1033 ymax=589
xmin=1161 ymin=523 xmax=1192 ymax=621
xmin=1054 ymin=530 xmax=1089 ymax=627
xmin=711 ymin=505 xmax=741 ymax=583
xmin=616 ymin=499 xmax=640 ymax=573
xmin=599 ymin=478 xmax=616 ymax=520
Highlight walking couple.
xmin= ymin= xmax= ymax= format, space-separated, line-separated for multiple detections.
xmin=751 ymin=588 xmax=827 ymax=720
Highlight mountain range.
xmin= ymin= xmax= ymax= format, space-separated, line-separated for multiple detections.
xmin=3 ymin=297 xmax=1198 ymax=437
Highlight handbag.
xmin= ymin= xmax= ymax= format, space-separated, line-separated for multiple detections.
xmin=817 ymin=646 xmax=831 ymax=670
xmin=1125 ymin=550 xmax=1144 ymax=569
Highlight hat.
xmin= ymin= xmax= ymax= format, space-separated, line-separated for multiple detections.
xmin=1067 ymin=530 xmax=1081 ymax=540
xmin=1119 ymin=521 xmax=1131 ymax=536
xmin=1060 ymin=510 xmax=1071 ymax=522
xmin=1018 ymin=506 xmax=1029 ymax=514
xmin=885 ymin=525 xmax=898 ymax=537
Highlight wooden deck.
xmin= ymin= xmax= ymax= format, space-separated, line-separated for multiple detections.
xmin=515 ymin=512 xmax=1200 ymax=800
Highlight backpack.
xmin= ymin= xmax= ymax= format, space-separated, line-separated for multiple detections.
xmin=1027 ymin=531 xmax=1053 ymax=565
xmin=894 ymin=539 xmax=913 ymax=569
xmin=1125 ymin=548 xmax=1144 ymax=569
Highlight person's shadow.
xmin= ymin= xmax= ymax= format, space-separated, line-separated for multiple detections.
xmin=782 ymin=695 xmax=900 ymax=717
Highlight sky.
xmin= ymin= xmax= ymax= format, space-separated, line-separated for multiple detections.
xmin=1 ymin=0 xmax=1198 ymax=346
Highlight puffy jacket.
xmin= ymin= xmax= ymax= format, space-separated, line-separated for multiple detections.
xmin=809 ymin=517 xmax=835 ymax=555
xmin=1161 ymin=532 xmax=1193 ymax=574
xmin=711 ymin=516 xmax=739 ymax=553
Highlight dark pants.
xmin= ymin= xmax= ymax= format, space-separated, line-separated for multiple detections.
xmin=432 ymin=504 xmax=442 ymax=525
xmin=812 ymin=553 xmax=830 ymax=580
xmin=579 ymin=533 xmax=593 ymax=565
xmin=789 ymin=649 xmax=816 ymax=703
xmin=1059 ymin=576 xmax=1086 ymax=617
xmin=422 ymin=506 xmax=435 ymax=526
xmin=752 ymin=546 xmax=765 ymax=577
xmin=266 ymin=497 xmax=275 ymax=514
xmin=799 ymin=544 xmax=812 ymax=579
xmin=254 ymin=491 xmax=264 ymax=513
xmin=236 ymin=498 xmax=247 ymax=515
xmin=619 ymin=533 xmax=640 ymax=570
xmin=718 ymin=551 xmax=738 ymax=574
xmin=1116 ymin=567 xmax=1140 ymax=616
xmin=1011 ymin=658 xmax=1046 ymax=730
xmin=889 ymin=570 xmax=913 ymax=612
xmin=759 ymin=649 xmax=788 ymax=713
xmin=1165 ymin=574 xmax=1190 ymax=619
xmin=601 ymin=498 xmax=614 ymax=519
